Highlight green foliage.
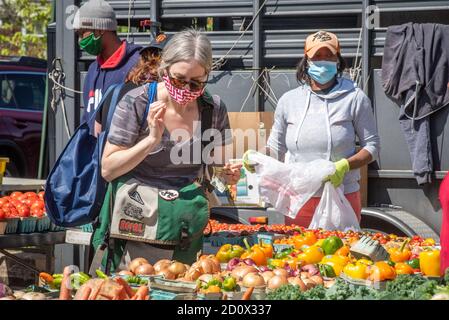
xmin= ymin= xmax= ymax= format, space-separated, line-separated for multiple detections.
xmin=0 ymin=0 xmax=52 ymax=58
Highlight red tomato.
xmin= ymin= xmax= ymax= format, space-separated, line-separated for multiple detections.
xmin=10 ymin=199 xmax=22 ymax=208
xmin=24 ymin=192 xmax=38 ymax=199
xmin=31 ymin=207 xmax=44 ymax=218
xmin=10 ymin=192 xmax=23 ymax=199
xmin=18 ymin=194 xmax=28 ymax=204
xmin=38 ymin=191 xmax=45 ymax=201
xmin=24 ymin=198 xmax=34 ymax=207
xmin=0 ymin=209 xmax=5 ymax=220
xmin=0 ymin=198 xmax=8 ymax=207
xmin=16 ymin=204 xmax=30 ymax=218
xmin=31 ymin=200 xmax=45 ymax=211
xmin=9 ymin=208 xmax=19 ymax=218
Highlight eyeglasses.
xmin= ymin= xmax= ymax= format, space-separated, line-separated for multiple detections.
xmin=166 ymin=70 xmax=208 ymax=91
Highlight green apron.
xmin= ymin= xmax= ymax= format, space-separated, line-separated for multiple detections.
xmin=92 ymin=176 xmax=208 ymax=272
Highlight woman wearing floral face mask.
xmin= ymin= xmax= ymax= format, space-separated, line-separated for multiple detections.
xmin=93 ymin=29 xmax=241 ymax=269
xmin=267 ymin=30 xmax=380 ymax=227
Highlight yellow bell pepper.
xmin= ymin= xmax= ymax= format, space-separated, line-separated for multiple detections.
xmin=322 ymin=261 xmax=344 ymax=276
xmin=356 ymin=258 xmax=374 ymax=266
xmin=419 ymin=249 xmax=440 ymax=276
xmin=422 ymin=238 xmax=436 ymax=246
xmin=267 ymin=258 xmax=286 ymax=269
xmin=297 ymin=246 xmax=324 ymax=264
xmin=315 ymin=239 xmax=325 ymax=247
xmin=343 ymin=262 xmax=369 ymax=280
xmin=320 ymin=255 xmax=346 ymax=276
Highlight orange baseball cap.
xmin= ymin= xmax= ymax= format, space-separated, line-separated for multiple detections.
xmin=304 ymin=30 xmax=340 ymax=58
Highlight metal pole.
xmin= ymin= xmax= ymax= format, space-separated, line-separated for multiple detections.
xmin=253 ymin=0 xmax=263 ymax=111
xmin=362 ymin=0 xmax=371 ymax=96
xmin=54 ymin=0 xmax=78 ymax=271
xmin=150 ymin=0 xmax=160 ymax=35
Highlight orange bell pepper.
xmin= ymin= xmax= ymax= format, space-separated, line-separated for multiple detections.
xmin=335 ymin=246 xmax=350 ymax=257
xmin=241 ymin=238 xmax=267 ymax=266
xmin=394 ymin=262 xmax=414 ymax=275
xmin=293 ymin=231 xmax=317 ymax=249
xmin=257 ymin=240 xmax=273 ymax=259
xmin=388 ymin=239 xmax=412 ymax=263
xmin=368 ymin=261 xmax=397 ymax=282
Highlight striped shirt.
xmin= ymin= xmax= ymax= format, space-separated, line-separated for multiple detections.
xmin=108 ymin=84 xmax=232 ymax=189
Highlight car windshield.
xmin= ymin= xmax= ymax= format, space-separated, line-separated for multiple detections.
xmin=0 ymin=73 xmax=46 ymax=111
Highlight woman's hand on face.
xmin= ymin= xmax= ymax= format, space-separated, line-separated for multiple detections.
xmin=147 ymin=101 xmax=167 ymax=144
xmin=222 ymin=163 xmax=243 ymax=185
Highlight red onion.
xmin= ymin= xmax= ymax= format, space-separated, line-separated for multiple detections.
xmin=226 ymin=258 xmax=241 ymax=271
xmin=301 ymin=264 xmax=319 ymax=276
xmin=285 ymin=265 xmax=295 ymax=277
xmin=243 ymin=258 xmax=256 ymax=266
xmin=258 ymin=266 xmax=271 ymax=273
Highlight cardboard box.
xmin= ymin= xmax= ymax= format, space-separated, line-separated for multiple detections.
xmin=227 ymin=112 xmax=274 ymax=159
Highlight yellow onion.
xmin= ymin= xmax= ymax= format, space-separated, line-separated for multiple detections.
xmin=156 ymin=267 xmax=176 ymax=280
xmin=267 ymin=275 xmax=288 ymax=290
xmin=231 ymin=266 xmax=258 ymax=281
xmin=261 ymin=271 xmax=275 ymax=284
xmin=242 ymin=273 xmax=266 ymax=288
xmin=154 ymin=259 xmax=172 ymax=273
xmin=168 ymin=261 xmax=187 ymax=277
xmin=128 ymin=258 xmax=149 ymax=274
xmin=288 ymin=277 xmax=307 ymax=292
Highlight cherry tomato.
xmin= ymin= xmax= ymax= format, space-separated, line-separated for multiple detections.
xmin=38 ymin=191 xmax=45 ymax=201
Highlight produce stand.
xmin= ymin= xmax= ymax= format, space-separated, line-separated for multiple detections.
xmin=0 ymin=231 xmax=66 ymax=274
xmin=0 ymin=177 xmax=46 ymax=192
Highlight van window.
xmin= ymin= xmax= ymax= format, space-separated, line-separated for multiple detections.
xmin=0 ymin=73 xmax=46 ymax=111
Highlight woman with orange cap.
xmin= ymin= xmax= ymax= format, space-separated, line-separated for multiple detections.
xmin=267 ymin=30 xmax=380 ymax=227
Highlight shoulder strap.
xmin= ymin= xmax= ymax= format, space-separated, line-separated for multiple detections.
xmin=86 ymin=84 xmax=118 ymax=125
xmin=201 ymin=96 xmax=216 ymax=146
xmin=104 ymin=83 xmax=126 ymax=134
xmin=140 ymin=82 xmax=158 ymax=129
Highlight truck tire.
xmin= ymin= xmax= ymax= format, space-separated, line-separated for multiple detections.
xmin=361 ymin=207 xmax=440 ymax=242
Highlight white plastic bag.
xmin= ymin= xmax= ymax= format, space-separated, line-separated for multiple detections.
xmin=245 ymin=151 xmax=335 ymax=218
xmin=309 ymin=182 xmax=361 ymax=231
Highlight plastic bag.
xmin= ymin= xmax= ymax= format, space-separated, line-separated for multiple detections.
xmin=244 ymin=151 xmax=335 ymax=218
xmin=309 ymin=182 xmax=361 ymax=231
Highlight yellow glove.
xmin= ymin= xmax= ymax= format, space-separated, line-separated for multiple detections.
xmin=326 ymin=159 xmax=350 ymax=188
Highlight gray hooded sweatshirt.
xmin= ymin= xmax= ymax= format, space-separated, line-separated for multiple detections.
xmin=267 ymin=77 xmax=380 ymax=195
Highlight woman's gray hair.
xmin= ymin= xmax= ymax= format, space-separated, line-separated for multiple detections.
xmin=158 ymin=29 xmax=213 ymax=77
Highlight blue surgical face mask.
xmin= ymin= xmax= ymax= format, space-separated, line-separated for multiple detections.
xmin=307 ymin=60 xmax=338 ymax=85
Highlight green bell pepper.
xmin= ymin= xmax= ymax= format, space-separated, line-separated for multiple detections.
xmin=406 ymin=258 xmax=420 ymax=269
xmin=319 ymin=263 xmax=336 ymax=278
xmin=274 ymin=247 xmax=294 ymax=260
xmin=216 ymin=244 xmax=245 ymax=263
xmin=387 ymin=260 xmax=396 ymax=267
xmin=321 ymin=236 xmax=344 ymax=255
xmin=222 ymin=277 xmax=237 ymax=292
xmin=95 ymin=269 xmax=108 ymax=279
xmin=207 ymin=279 xmax=222 ymax=288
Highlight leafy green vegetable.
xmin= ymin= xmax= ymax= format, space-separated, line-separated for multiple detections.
xmin=381 ymin=274 xmax=438 ymax=300
xmin=266 ymin=285 xmax=305 ymax=300
xmin=303 ymin=285 xmax=326 ymax=300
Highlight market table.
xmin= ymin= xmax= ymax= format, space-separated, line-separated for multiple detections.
xmin=0 ymin=177 xmax=46 ymax=192
xmin=0 ymin=231 xmax=66 ymax=276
